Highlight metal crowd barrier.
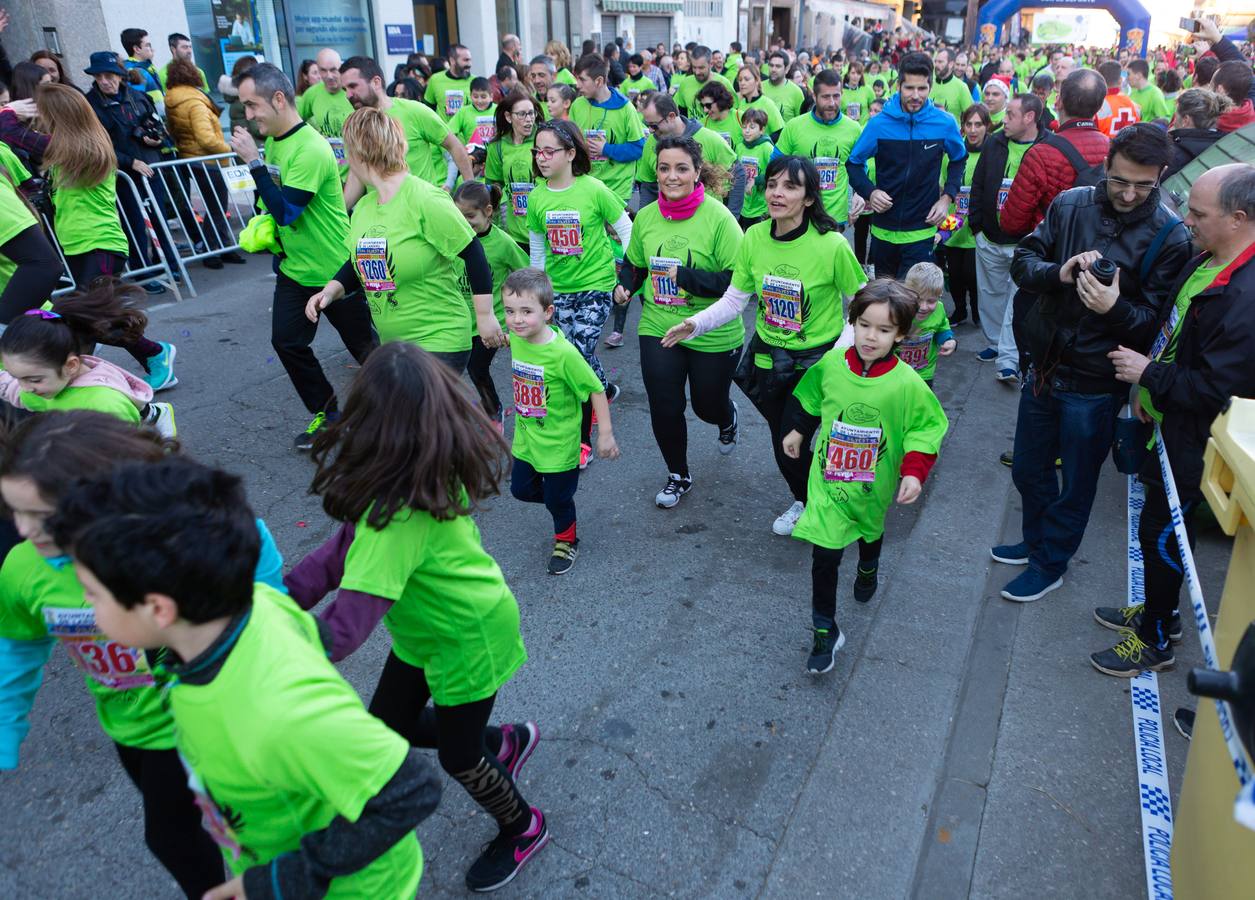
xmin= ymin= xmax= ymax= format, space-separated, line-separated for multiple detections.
xmin=137 ymin=153 xmax=259 ymax=298
xmin=46 ymin=169 xmax=183 ymax=300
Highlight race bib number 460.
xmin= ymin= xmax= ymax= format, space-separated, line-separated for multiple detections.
xmin=824 ymin=421 xmax=881 ymax=483
xmin=545 ymin=210 xmax=583 ymax=256
xmin=761 ymin=275 xmax=803 ymax=333
xmin=43 ymin=607 xmax=154 ymax=690
xmin=512 ymin=361 xmax=546 ymax=417
xmin=649 ymin=256 xmax=684 ymax=305
xmin=816 ymin=157 xmax=840 ymax=191
xmin=355 ymin=238 xmax=396 ymax=292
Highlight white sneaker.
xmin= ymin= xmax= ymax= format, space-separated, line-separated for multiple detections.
xmin=772 ymin=500 xmax=805 ymax=536
xmin=655 ymin=473 xmax=692 ymax=509
xmin=142 ymin=401 xmax=177 ymax=439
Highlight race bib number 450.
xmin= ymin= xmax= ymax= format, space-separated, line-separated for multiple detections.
xmin=545 ymin=210 xmax=583 ymax=256
xmin=761 ymin=275 xmax=803 ymax=333
xmin=649 ymin=256 xmax=684 ymax=305
xmin=355 ymin=238 xmax=396 ymax=292
xmin=512 ymin=361 xmax=546 ymax=417
xmin=43 ymin=607 xmax=154 ymax=690
xmin=824 ymin=421 xmax=881 ymax=483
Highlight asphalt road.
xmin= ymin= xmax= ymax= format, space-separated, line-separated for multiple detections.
xmin=0 ymin=256 xmax=1230 ymax=898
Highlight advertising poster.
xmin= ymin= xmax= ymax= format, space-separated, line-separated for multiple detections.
xmin=213 ymin=0 xmax=265 ymax=74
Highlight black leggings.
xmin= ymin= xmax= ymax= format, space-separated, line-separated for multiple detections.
xmin=941 ymin=245 xmax=978 ymax=319
xmin=467 ymin=336 xmax=501 ymax=417
xmin=811 ymin=537 xmax=884 ymax=629
xmin=368 ymin=651 xmax=530 ymax=836
xmin=639 ymin=335 xmax=738 ymax=477
xmin=0 ymin=225 xmax=63 ymax=322
xmin=853 ymin=216 xmax=871 ymax=267
xmin=1136 ymin=479 xmax=1198 ymax=647
xmin=753 ymin=355 xmax=830 ymax=503
xmin=114 ymin=743 xmax=225 ymax=898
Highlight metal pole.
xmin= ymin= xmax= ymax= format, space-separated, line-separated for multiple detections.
xmin=964 ymin=0 xmax=979 ymax=46
xmin=796 ymin=0 xmax=807 ymax=51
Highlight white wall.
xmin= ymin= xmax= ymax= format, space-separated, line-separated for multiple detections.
xmin=372 ymin=0 xmax=416 ymax=75
xmin=4 ymin=0 xmax=110 ymax=90
xmin=456 ymin=0 xmax=501 ymax=77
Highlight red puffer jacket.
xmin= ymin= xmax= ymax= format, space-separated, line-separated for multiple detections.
xmin=999 ymin=118 xmax=1109 ymax=238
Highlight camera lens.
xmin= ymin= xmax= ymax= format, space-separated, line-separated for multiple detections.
xmin=1090 ymin=258 xmax=1117 ymax=286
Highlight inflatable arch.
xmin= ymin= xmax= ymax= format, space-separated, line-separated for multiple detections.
xmin=976 ymin=0 xmax=1151 ymax=57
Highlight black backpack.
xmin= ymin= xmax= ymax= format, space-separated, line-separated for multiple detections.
xmin=1043 ymin=132 xmax=1105 ymax=188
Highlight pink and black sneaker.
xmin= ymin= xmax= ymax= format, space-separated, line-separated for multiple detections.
xmin=496 ymin=721 xmax=539 ymax=781
xmin=465 ymin=806 xmax=550 ymax=892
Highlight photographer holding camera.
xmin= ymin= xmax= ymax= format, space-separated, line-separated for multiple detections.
xmin=83 ymin=51 xmax=180 ymax=293
xmin=992 ymin=124 xmax=1193 ymax=603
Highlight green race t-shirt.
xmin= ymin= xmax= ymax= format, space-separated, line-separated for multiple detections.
xmin=896 ymin=302 xmax=952 ymax=381
xmin=792 ymin=349 xmax=948 ymax=548
xmin=556 ymin=68 xmax=577 ymax=86
xmin=621 ymin=75 xmax=656 ymax=101
xmin=994 ymin=139 xmax=1034 ymax=232
xmin=674 ymin=72 xmax=734 ymax=115
xmin=735 ymin=93 xmax=786 ymax=134
xmin=1140 ymin=261 xmax=1225 ymax=422
xmin=170 ymin=585 xmax=421 ymax=896
xmin=348 ymin=175 xmax=476 ymax=351
xmin=930 ymin=76 xmax=975 ymax=126
xmin=626 ymin=196 xmax=744 ymax=352
xmin=569 ymin=93 xmax=646 ymax=201
xmin=0 ymin=541 xmax=173 ymax=749
xmin=262 ymin=123 xmax=349 ymax=285
xmin=525 ymin=175 xmax=625 ymax=293
xmin=840 ymin=84 xmax=875 ymax=123
xmin=736 ymin=137 xmax=779 ymax=221
xmin=467 ymin=223 xmax=528 ymax=325
xmin=425 ymin=70 xmax=475 ymax=122
xmin=942 ymin=150 xmax=980 ymax=250
xmin=0 ymin=152 xmax=36 ymax=292
xmin=485 ymin=136 xmax=537 ymax=245
xmin=51 ymin=171 xmax=128 ymax=258
xmin=450 ymin=102 xmax=498 ymax=146
xmin=295 ymin=81 xmax=353 ymax=160
xmin=18 ymin=384 xmax=140 ymax=421
xmin=761 ymin=78 xmax=805 ymax=121
xmin=1129 ymin=84 xmax=1171 ymax=122
xmin=776 ymin=112 xmax=863 ymax=224
xmin=731 ymin=221 xmax=866 ymax=350
xmin=700 ymin=112 xmax=743 ymax=152
xmin=636 ymin=125 xmax=736 ymax=185
xmin=342 ymin=507 xmax=526 ymax=705
xmin=387 ymin=97 xmax=454 ymax=185
xmin=509 ymin=328 xmax=605 ymax=471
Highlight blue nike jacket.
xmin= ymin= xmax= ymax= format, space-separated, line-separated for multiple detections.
xmin=846 ymin=94 xmax=967 ymax=234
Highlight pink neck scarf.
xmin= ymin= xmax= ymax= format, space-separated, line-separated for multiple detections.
xmin=658 ymin=182 xmax=705 ymax=220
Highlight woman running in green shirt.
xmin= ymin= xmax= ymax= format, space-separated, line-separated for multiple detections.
xmin=615 ymin=136 xmax=742 ymax=509
xmin=734 ymin=66 xmax=785 ymax=140
xmin=842 ymin=62 xmax=875 ymax=123
xmin=486 ymin=89 xmax=543 ymax=251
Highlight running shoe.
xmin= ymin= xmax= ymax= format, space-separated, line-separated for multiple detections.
xmin=141 ymin=280 xmax=167 ymax=296
xmin=990 ymin=542 xmax=1031 ymax=565
xmin=295 ymin=411 xmax=327 ymax=451
xmin=1000 ymin=568 xmax=1063 ymax=602
xmin=465 ymin=807 xmax=550 ymax=892
xmin=976 ymin=348 xmax=998 ymax=362
xmin=718 ymin=401 xmax=739 ymax=455
xmin=143 ymin=342 xmax=178 ymax=392
xmin=578 ymin=443 xmax=593 ymax=470
xmin=655 ymin=474 xmax=692 ymax=509
xmin=141 ymin=401 xmax=177 ymax=439
xmin=548 ymin=539 xmax=578 ymax=575
xmin=995 ymin=368 xmax=1020 ymax=383
xmin=806 ymin=627 xmax=846 ymax=674
xmin=1093 ymin=604 xmax=1183 ymax=642
xmin=950 ymin=311 xmax=968 ymax=326
xmin=1173 ymin=707 xmax=1194 ymax=741
xmin=853 ymin=562 xmax=879 ymax=603
xmin=772 ymin=500 xmax=805 ymax=536
xmin=1090 ymin=632 xmax=1174 ymax=678
xmin=495 ymin=722 xmax=540 ymax=781
xmin=604 ymin=331 xmax=624 ymax=348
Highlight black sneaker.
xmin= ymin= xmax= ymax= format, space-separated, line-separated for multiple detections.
xmin=495 ymin=721 xmax=540 ymax=781
xmin=1093 ymin=603 xmax=1183 ymax=643
xmin=718 ymin=400 xmax=739 ymax=455
xmin=547 ymin=539 xmax=578 ymax=575
xmin=294 ymin=411 xmax=328 ymax=451
xmin=1090 ymin=632 xmax=1175 ymax=678
xmin=806 ymin=626 xmax=846 ymax=674
xmin=655 ymin=473 xmax=692 ymax=509
xmin=1173 ymin=707 xmax=1194 ymax=741
xmin=605 ymin=382 xmax=621 ymax=404
xmin=465 ymin=807 xmax=550 ymax=892
xmin=853 ymin=562 xmax=879 ymax=603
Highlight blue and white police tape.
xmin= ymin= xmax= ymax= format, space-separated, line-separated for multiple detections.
xmin=1127 ymin=476 xmax=1174 ymax=900
xmin=1153 ymin=425 xmax=1252 ymax=788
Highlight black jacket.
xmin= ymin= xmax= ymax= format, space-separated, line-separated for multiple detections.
xmin=1139 ymin=245 xmax=1255 ymax=501
xmin=85 ymin=82 xmax=169 ymax=171
xmin=1011 ymin=183 xmax=1194 ymax=393
xmin=969 ymin=129 xmax=1043 ymax=245
xmin=1165 ymin=127 xmax=1223 ymax=179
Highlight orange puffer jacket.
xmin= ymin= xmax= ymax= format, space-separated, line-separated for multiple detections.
xmin=164 ymin=85 xmax=230 ymax=159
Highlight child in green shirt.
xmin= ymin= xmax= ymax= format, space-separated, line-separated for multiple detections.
xmin=504 ymin=269 xmax=620 ymax=573
xmin=450 ymin=77 xmax=498 ymax=146
xmin=781 ymin=279 xmax=948 ymax=674
xmin=897 ymin=262 xmax=956 ymax=387
xmin=735 ymin=108 xmax=781 ymax=228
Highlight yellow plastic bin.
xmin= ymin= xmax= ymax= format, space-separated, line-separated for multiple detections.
xmin=1173 ymin=397 xmax=1255 ymax=896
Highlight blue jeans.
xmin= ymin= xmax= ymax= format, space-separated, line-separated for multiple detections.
xmin=869 ymin=235 xmax=935 ymax=279
xmin=1010 ymin=373 xmax=1121 ymax=578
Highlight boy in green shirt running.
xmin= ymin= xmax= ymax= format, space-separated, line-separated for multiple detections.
xmin=450 ymin=77 xmax=499 ymax=145
xmin=48 ymin=456 xmax=442 ymax=900
xmin=896 ymin=262 xmax=956 ymax=386
xmin=569 ymin=54 xmax=645 ymax=202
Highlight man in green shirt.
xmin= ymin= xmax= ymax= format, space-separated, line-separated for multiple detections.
xmin=674 ymin=46 xmax=733 ymax=117
xmin=761 ymin=50 xmax=805 ymax=121
xmin=296 ymin=48 xmax=354 ymax=141
xmin=777 ymin=69 xmax=863 ymax=227
xmin=636 ymin=93 xmax=744 ymax=213
xmin=929 ymin=48 xmax=974 ymax=126
xmin=1127 ymin=59 xmax=1171 ymax=124
xmin=158 ymin=32 xmax=209 ymax=91
xmin=527 ymin=55 xmax=555 ymax=117
xmin=425 ymin=43 xmax=475 ymax=123
xmin=229 ymin=63 xmax=377 ymax=449
xmin=340 ymin=55 xmax=473 ymax=194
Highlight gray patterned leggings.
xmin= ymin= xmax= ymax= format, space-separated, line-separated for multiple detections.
xmin=552 ymin=290 xmax=613 ymax=388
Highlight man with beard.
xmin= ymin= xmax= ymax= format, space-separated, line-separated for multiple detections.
xmin=426 ymin=43 xmax=475 ymax=123
xmin=930 ymin=47 xmax=973 ymax=126
xmin=777 ymin=69 xmax=864 ymax=227
xmin=674 ymin=46 xmax=733 ymax=117
xmin=761 ymin=49 xmax=804 ymax=121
